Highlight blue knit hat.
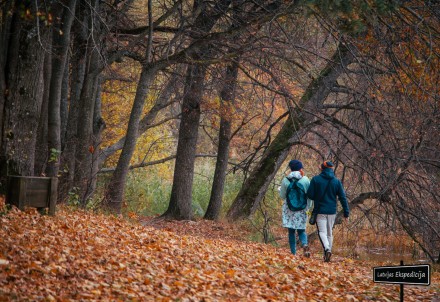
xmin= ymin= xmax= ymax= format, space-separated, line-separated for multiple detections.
xmin=321 ymin=161 xmax=334 ymax=169
xmin=288 ymin=160 xmax=303 ymax=171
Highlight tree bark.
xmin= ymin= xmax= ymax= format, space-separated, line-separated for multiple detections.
xmin=97 ymin=69 xmax=182 ymax=167
xmin=60 ymin=56 xmax=70 ymax=148
xmin=102 ymin=0 xmax=159 ymax=213
xmin=46 ymin=0 xmax=77 ymax=177
xmin=58 ymin=12 xmax=88 ymax=201
xmin=0 ymin=2 xmax=13 ymax=190
xmin=162 ymin=64 xmax=207 ymax=220
xmin=161 ymin=0 xmax=233 ymax=220
xmin=226 ymin=43 xmax=354 ymax=221
xmin=86 ymin=76 xmax=105 ymax=201
xmin=73 ymin=58 xmax=100 ymax=205
xmin=71 ymin=0 xmax=103 ymax=205
xmin=34 ymin=50 xmax=52 ymax=175
xmin=204 ymin=61 xmax=239 ymax=220
xmin=1 ymin=3 xmax=48 ymax=177
xmin=0 ymin=1 xmax=14 ymax=165
xmin=103 ymin=67 xmax=159 ymax=213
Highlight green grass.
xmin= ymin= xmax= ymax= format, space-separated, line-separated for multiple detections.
xmin=121 ymin=160 xmax=282 ymax=222
xmin=124 ymin=168 xmax=172 ymax=216
xmin=91 ymin=160 xmax=284 ymax=245
xmin=119 ymin=160 xmax=284 ymax=247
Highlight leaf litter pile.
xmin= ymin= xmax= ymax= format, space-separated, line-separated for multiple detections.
xmin=0 ymin=207 xmax=438 ymax=301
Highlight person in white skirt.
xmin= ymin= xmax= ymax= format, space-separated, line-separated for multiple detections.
xmin=279 ymin=160 xmax=312 ymax=257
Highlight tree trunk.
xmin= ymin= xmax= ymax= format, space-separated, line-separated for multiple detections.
xmin=58 ymin=15 xmax=87 ymax=201
xmin=227 ymin=44 xmax=354 ymax=221
xmin=0 ymin=2 xmax=13 ymax=191
xmin=71 ymin=0 xmax=103 ymax=205
xmin=34 ymin=50 xmax=52 ymax=175
xmin=162 ymin=65 xmax=207 ymax=220
xmin=102 ymin=0 xmax=158 ymax=214
xmin=46 ymin=0 xmax=77 ymax=177
xmin=0 ymin=1 xmax=14 ymax=166
xmin=1 ymin=4 xmax=48 ymax=177
xmin=97 ymin=69 xmax=182 ymax=167
xmin=161 ymin=0 xmax=232 ymax=220
xmin=73 ymin=60 xmax=100 ymax=205
xmin=86 ymin=76 xmax=105 ymax=201
xmin=60 ymin=56 xmax=70 ymax=148
xmin=103 ymin=67 xmax=159 ymax=213
xmin=204 ymin=61 xmax=239 ymax=220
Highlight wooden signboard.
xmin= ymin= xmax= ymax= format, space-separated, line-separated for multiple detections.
xmin=6 ymin=176 xmax=57 ymax=216
xmin=373 ymin=264 xmax=430 ymax=286
xmin=373 ymin=262 xmax=431 ymax=301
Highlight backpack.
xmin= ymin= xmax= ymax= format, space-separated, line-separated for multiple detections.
xmin=286 ymin=178 xmax=307 ymax=211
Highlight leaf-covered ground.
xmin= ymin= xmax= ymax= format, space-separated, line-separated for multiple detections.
xmin=0 ymin=207 xmax=438 ymax=301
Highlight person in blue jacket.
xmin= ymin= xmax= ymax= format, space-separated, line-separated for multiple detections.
xmin=307 ymin=161 xmax=349 ymax=262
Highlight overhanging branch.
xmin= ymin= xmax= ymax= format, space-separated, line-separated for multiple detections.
xmin=99 ymin=153 xmax=239 ymax=173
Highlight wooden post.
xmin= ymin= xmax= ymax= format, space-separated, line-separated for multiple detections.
xmin=400 ymin=260 xmax=404 ymax=302
xmin=18 ymin=177 xmax=26 ymax=211
xmin=49 ymin=177 xmax=57 ymax=216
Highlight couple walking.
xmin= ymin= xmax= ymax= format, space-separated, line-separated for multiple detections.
xmin=279 ymin=159 xmax=350 ymax=262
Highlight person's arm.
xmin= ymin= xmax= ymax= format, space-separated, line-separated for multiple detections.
xmin=306 ymin=178 xmax=317 ymax=212
xmin=279 ymin=177 xmax=288 ymax=199
xmin=306 ymin=178 xmax=316 ymax=201
xmin=337 ymin=180 xmax=350 ymax=217
xmin=306 ymin=199 xmax=313 ymax=211
xmin=300 ymin=177 xmax=313 ymax=211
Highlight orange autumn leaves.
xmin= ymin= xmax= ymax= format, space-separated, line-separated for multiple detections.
xmin=0 ymin=205 xmax=439 ymax=301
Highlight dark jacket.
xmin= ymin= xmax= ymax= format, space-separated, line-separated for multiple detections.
xmin=307 ymin=168 xmax=349 ymax=217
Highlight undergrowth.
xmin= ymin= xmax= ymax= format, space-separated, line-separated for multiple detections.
xmin=68 ymin=160 xmax=435 ymax=264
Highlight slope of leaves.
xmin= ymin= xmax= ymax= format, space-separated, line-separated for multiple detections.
xmin=0 ymin=206 xmax=438 ymax=301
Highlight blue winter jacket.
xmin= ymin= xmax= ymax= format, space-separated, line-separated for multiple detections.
xmin=307 ymin=168 xmax=349 ymax=217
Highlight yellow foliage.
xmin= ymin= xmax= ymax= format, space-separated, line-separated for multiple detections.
xmin=101 ymin=61 xmax=175 ymax=179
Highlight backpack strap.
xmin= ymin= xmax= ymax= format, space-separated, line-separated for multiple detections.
xmin=287 ymin=177 xmax=304 ymax=192
xmin=285 ymin=177 xmax=293 ymax=192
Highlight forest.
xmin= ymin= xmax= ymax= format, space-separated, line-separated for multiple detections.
xmin=0 ymin=0 xmax=439 ymax=281
xmin=1 ymin=0 xmax=440 ymax=300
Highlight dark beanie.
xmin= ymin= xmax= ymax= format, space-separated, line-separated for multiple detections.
xmin=321 ymin=161 xmax=334 ymax=169
xmin=288 ymin=160 xmax=303 ymax=171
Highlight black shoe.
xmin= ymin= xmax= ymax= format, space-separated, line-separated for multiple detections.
xmin=324 ymin=250 xmax=332 ymax=262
